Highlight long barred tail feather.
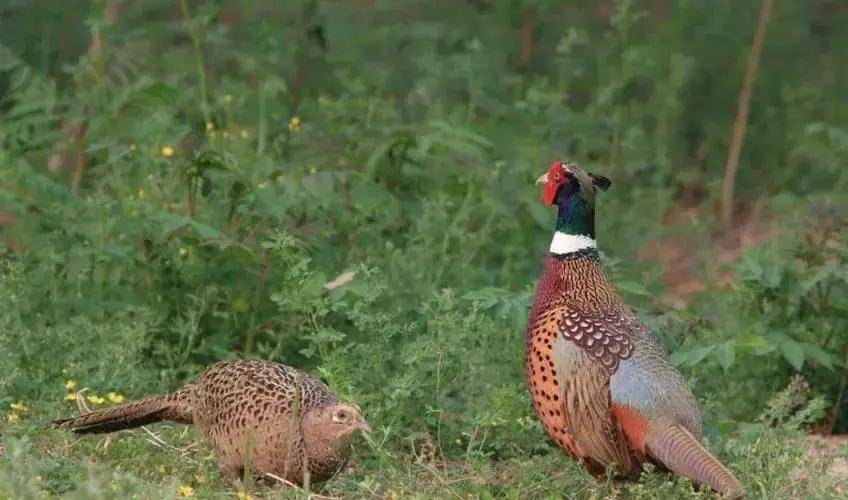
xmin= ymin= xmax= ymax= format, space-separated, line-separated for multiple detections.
xmin=645 ymin=425 xmax=744 ymax=499
xmin=53 ymin=386 xmax=194 ymax=434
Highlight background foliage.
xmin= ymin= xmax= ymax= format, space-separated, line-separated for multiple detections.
xmin=1 ymin=1 xmax=847 ymax=498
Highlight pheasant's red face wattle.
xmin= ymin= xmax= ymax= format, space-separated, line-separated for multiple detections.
xmin=538 ymin=161 xmax=570 ymax=205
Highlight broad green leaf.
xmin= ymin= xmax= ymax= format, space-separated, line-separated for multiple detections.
xmin=686 ymin=345 xmax=716 ymax=366
xmin=155 ymin=212 xmax=190 ymax=236
xmin=801 ymin=343 xmax=836 ymax=370
xmin=715 ymin=340 xmax=736 ymax=372
xmin=189 ymin=221 xmax=224 ymax=240
xmin=780 ymin=340 xmax=805 ymax=371
xmin=617 ymin=281 xmax=652 ymax=297
xmin=669 ymin=350 xmax=689 ymax=366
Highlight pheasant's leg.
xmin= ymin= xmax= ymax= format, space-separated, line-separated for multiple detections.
xmin=216 ymin=447 xmax=247 ymax=479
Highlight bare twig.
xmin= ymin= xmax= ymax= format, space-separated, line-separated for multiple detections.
xmin=519 ymin=6 xmax=536 ymax=66
xmin=100 ymin=434 xmax=114 ymax=450
xmin=72 ymin=388 xmax=91 ymax=414
xmin=720 ymin=0 xmax=775 ymax=225
xmin=139 ymin=426 xmax=198 ymax=463
xmin=263 ymin=472 xmax=301 ymax=489
xmin=416 ymin=462 xmax=464 ymax=499
xmin=323 ymin=270 xmax=356 ymax=291
xmin=263 ymin=472 xmax=339 ymax=499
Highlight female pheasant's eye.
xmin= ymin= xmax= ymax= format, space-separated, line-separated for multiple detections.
xmin=333 ymin=411 xmax=348 ymax=423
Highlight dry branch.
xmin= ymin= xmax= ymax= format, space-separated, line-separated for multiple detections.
xmin=720 ymin=0 xmax=775 ymax=225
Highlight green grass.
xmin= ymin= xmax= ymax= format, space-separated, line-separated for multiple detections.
xmin=2 ymin=416 xmax=846 ymax=499
xmin=2 ymin=0 xmax=848 ymax=498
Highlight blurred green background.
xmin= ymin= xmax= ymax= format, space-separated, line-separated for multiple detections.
xmin=1 ymin=1 xmax=847 ymax=498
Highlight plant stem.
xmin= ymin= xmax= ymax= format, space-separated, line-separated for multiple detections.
xmin=720 ymin=0 xmax=774 ymax=225
xmin=827 ymin=342 xmax=848 ymax=433
xmin=257 ymin=83 xmax=266 ymax=155
xmin=243 ymin=260 xmax=272 ymax=357
xmin=178 ymin=0 xmax=211 ymax=127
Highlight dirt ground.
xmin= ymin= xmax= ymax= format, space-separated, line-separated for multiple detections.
xmin=800 ymin=435 xmax=848 ymax=496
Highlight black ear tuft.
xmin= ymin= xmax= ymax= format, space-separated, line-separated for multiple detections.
xmin=589 ymin=173 xmax=612 ymax=191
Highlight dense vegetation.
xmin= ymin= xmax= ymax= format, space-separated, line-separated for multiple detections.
xmin=1 ymin=1 xmax=847 ymax=498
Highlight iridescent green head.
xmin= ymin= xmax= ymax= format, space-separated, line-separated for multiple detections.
xmin=535 ymin=161 xmax=611 ymax=239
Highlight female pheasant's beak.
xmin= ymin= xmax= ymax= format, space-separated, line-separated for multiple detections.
xmin=358 ymin=420 xmax=372 ymax=434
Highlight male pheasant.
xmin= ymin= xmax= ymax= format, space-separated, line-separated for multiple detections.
xmin=525 ymin=161 xmax=744 ymax=498
xmin=54 ymin=361 xmax=370 ymax=485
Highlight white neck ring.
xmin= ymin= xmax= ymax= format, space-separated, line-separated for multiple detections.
xmin=549 ymin=231 xmax=596 ymax=255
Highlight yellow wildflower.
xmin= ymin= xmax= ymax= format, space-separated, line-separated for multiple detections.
xmin=129 ymin=143 xmax=137 ymax=151
xmin=222 ymin=131 xmax=230 ymax=139
xmin=65 ymin=380 xmax=77 ymax=390
xmin=158 ymin=464 xmax=166 ymax=474
xmin=10 ymin=402 xmax=29 ymax=412
xmin=179 ymin=248 xmax=188 ymax=257
xmin=206 ymin=122 xmax=214 ymax=132
xmin=240 ymin=129 xmax=249 ymax=139
xmin=65 ymin=393 xmax=78 ymax=401
xmin=236 ymin=492 xmax=254 ymax=500
xmin=7 ymin=413 xmax=20 ymax=423
xmin=87 ymin=395 xmax=105 ymax=405
xmin=138 ymin=189 xmax=146 ymax=198
xmin=275 ymin=175 xmax=284 ymax=184
xmin=177 ymin=485 xmax=195 ymax=497
xmin=161 ymin=146 xmax=175 ymax=157
xmin=309 ymin=166 xmax=317 ymax=175
xmin=287 ymin=115 xmax=301 ymax=133
xmin=223 ymin=94 xmax=233 ymax=103
xmin=107 ymin=392 xmax=125 ymax=404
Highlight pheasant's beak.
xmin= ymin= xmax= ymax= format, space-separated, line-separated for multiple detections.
xmin=358 ymin=419 xmax=372 ymax=434
xmin=535 ymin=173 xmax=549 ymax=186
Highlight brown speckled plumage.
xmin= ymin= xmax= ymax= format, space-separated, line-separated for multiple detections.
xmin=54 ymin=361 xmax=369 ymax=485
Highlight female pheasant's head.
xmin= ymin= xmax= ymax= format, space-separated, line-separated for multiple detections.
xmin=302 ymin=403 xmax=371 ymax=464
xmin=535 ymin=161 xmax=611 ymax=255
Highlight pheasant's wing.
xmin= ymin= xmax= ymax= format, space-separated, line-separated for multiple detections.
xmin=556 ymin=307 xmax=637 ymax=372
xmin=529 ymin=303 xmax=635 ymax=473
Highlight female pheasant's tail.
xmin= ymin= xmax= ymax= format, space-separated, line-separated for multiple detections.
xmin=645 ymin=425 xmax=745 ymax=499
xmin=53 ymin=386 xmax=194 ymax=434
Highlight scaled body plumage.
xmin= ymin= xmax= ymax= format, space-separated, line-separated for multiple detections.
xmin=54 ymin=361 xmax=369 ymax=485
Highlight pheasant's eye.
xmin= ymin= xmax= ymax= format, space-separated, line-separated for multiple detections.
xmin=332 ymin=411 xmax=349 ymax=423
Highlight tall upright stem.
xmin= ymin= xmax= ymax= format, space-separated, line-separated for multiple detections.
xmin=178 ymin=0 xmax=211 ymax=127
xmin=720 ymin=0 xmax=774 ymax=225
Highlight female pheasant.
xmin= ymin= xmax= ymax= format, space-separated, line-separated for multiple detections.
xmin=54 ymin=361 xmax=370 ymax=485
xmin=525 ymin=161 xmax=744 ymax=498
